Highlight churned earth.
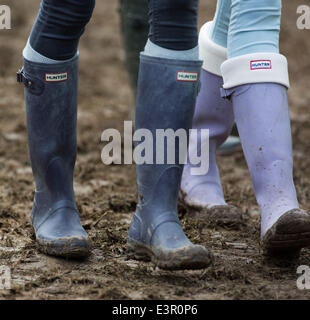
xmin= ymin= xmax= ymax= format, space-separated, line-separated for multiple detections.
xmin=0 ymin=0 xmax=310 ymax=299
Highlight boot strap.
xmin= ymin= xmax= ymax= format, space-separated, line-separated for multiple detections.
xmin=17 ymin=67 xmax=32 ymax=87
xmin=17 ymin=67 xmax=45 ymax=95
xmin=220 ymin=87 xmax=233 ymax=101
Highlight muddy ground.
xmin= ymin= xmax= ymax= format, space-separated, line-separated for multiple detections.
xmin=0 ymin=0 xmax=310 ymax=300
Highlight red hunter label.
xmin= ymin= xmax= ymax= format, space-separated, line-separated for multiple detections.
xmin=45 ymin=72 xmax=68 ymax=82
xmin=177 ymin=71 xmax=198 ymax=82
xmin=250 ymin=60 xmax=272 ymax=70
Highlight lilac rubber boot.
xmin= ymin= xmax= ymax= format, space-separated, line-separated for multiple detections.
xmin=223 ymin=82 xmax=310 ymax=255
xmin=180 ymin=22 xmax=243 ymax=227
xmin=221 ymin=52 xmax=310 ymax=255
xmin=181 ymin=69 xmax=243 ymax=227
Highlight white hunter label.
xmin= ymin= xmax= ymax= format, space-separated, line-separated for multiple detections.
xmin=45 ymin=72 xmax=68 ymax=82
xmin=177 ymin=71 xmax=198 ymax=82
xmin=250 ymin=60 xmax=272 ymax=70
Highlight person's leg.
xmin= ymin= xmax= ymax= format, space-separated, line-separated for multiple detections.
xmin=17 ymin=0 xmax=95 ymax=258
xmin=26 ymin=0 xmax=95 ymax=61
xmin=206 ymin=0 xmax=241 ymax=156
xmin=211 ymin=0 xmax=231 ymax=47
xmin=127 ymin=0 xmax=212 ymax=270
xmin=118 ymin=0 xmax=149 ymax=94
xmin=221 ymin=0 xmax=310 ymax=255
xmin=180 ymin=0 xmax=242 ymax=227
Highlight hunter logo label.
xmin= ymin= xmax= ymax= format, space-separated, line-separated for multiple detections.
xmin=177 ymin=71 xmax=198 ymax=82
xmin=45 ymin=72 xmax=68 ymax=82
xmin=250 ymin=60 xmax=272 ymax=70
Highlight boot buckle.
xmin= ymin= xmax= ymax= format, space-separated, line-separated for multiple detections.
xmin=220 ymin=87 xmax=231 ymax=100
xmin=16 ymin=67 xmax=24 ymax=83
xmin=16 ymin=67 xmax=43 ymax=94
xmin=17 ymin=67 xmax=32 ymax=88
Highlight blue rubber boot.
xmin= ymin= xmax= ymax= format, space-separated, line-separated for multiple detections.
xmin=127 ymin=55 xmax=213 ymax=270
xmin=17 ymin=56 xmax=90 ymax=258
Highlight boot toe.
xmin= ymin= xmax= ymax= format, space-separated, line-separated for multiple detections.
xmin=127 ymin=221 xmax=213 ymax=270
xmin=204 ymin=205 xmax=243 ymax=228
xmin=37 ymin=236 xmax=90 ymax=259
xmin=35 ymin=208 xmax=91 ymax=258
xmin=153 ymin=244 xmax=213 ymax=270
xmin=190 ymin=205 xmax=243 ymax=229
xmin=262 ymin=209 xmax=310 ymax=255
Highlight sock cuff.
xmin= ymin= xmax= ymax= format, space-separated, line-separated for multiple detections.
xmin=23 ymin=39 xmax=79 ymax=64
xmin=143 ymin=39 xmax=199 ymax=61
xmin=221 ymin=52 xmax=290 ymax=89
xmin=199 ymin=21 xmax=227 ymax=76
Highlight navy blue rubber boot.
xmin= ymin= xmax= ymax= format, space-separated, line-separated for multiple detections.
xmin=17 ymin=56 xmax=90 ymax=258
xmin=127 ymin=55 xmax=213 ymax=270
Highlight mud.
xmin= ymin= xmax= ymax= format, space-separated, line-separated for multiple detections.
xmin=1 ymin=1 xmax=310 ymax=300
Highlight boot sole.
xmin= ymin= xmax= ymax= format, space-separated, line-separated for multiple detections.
xmin=201 ymin=205 xmax=243 ymax=229
xmin=127 ymin=240 xmax=213 ymax=271
xmin=186 ymin=203 xmax=243 ymax=229
xmin=262 ymin=209 xmax=310 ymax=256
xmin=37 ymin=237 xmax=91 ymax=259
xmin=179 ymin=190 xmax=243 ymax=229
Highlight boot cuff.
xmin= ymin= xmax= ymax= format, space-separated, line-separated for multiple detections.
xmin=199 ymin=21 xmax=227 ymax=76
xmin=221 ymin=52 xmax=290 ymax=89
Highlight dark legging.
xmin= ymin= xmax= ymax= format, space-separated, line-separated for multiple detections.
xmin=30 ymin=0 xmax=96 ymax=60
xmin=148 ymin=0 xmax=199 ymax=50
xmin=29 ymin=0 xmax=199 ymax=61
